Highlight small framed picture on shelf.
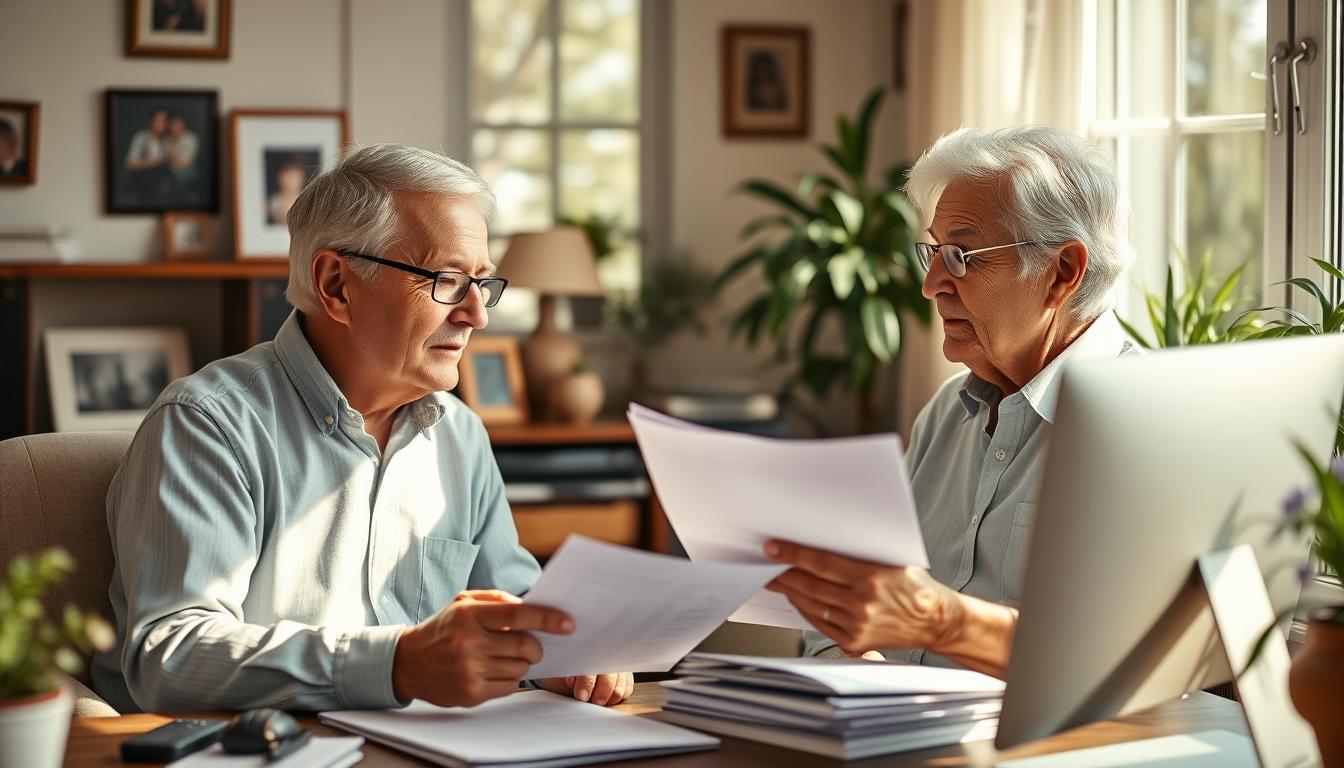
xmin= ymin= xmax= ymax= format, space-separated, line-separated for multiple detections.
xmin=161 ymin=211 xmax=212 ymax=259
xmin=44 ymin=326 xmax=192 ymax=432
xmin=127 ymin=0 xmax=231 ymax=59
xmin=230 ymin=109 xmax=348 ymax=260
xmin=105 ymin=89 xmax=219 ymax=213
xmin=456 ymin=336 xmax=529 ymax=426
xmin=0 ymin=100 xmax=39 ymax=186
xmin=721 ymin=25 xmax=811 ymax=139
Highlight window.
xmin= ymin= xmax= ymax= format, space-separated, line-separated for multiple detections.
xmin=1085 ymin=0 xmax=1269 ymax=320
xmin=469 ymin=0 xmax=643 ymax=300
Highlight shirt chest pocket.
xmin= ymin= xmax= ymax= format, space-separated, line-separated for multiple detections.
xmin=1001 ymin=502 xmax=1036 ymax=606
xmin=417 ymin=536 xmax=481 ymax=622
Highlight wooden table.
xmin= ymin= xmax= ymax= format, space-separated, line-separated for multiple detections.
xmin=67 ymin=684 xmax=1248 ymax=767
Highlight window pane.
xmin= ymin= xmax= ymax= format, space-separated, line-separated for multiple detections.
xmin=596 ymin=240 xmax=640 ymax=297
xmin=473 ymin=129 xmax=552 ymax=232
xmin=559 ymin=129 xmax=640 ymax=227
xmin=1104 ymin=0 xmax=1173 ymax=119
xmin=560 ymin=0 xmax=640 ymax=122
xmin=472 ymin=0 xmax=551 ymax=123
xmin=1110 ymin=134 xmax=1173 ymax=320
xmin=1184 ymin=131 xmax=1264 ymax=305
xmin=1186 ymin=0 xmax=1266 ymax=116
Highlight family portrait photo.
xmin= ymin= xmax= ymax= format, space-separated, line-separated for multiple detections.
xmin=127 ymin=0 xmax=231 ymax=59
xmin=0 ymin=101 xmax=38 ymax=185
xmin=105 ymin=89 xmax=218 ymax=213
xmin=721 ymin=26 xmax=810 ymax=138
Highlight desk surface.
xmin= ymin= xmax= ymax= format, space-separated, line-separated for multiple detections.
xmin=67 ymin=685 xmax=1246 ymax=767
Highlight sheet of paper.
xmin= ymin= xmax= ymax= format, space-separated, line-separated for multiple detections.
xmin=995 ymin=730 xmax=1258 ymax=768
xmin=628 ymin=403 xmax=928 ymax=628
xmin=520 ymin=535 xmax=786 ymax=679
xmin=169 ymin=736 xmax=363 ymax=768
xmin=678 ymin=654 xmax=1005 ymax=696
xmin=321 ymin=689 xmax=719 ymax=767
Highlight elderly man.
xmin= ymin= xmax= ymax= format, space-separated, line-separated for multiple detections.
xmin=94 ymin=144 xmax=632 ymax=712
xmin=766 ymin=126 xmax=1137 ymax=677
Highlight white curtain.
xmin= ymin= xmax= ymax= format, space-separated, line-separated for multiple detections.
xmin=894 ymin=0 xmax=1087 ymax=435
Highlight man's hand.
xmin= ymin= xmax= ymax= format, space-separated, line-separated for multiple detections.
xmin=537 ymin=673 xmax=634 ymax=706
xmin=763 ymin=539 xmax=962 ymax=655
xmin=392 ymin=590 xmax=574 ymax=708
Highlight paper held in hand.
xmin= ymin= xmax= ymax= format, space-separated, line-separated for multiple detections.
xmin=627 ymin=403 xmax=929 ymax=629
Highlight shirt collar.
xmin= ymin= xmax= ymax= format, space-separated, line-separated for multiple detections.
xmin=273 ymin=311 xmax=449 ymax=438
xmin=957 ymin=312 xmax=1134 ymax=424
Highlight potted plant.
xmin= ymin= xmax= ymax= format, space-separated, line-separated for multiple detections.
xmin=548 ymin=359 xmax=605 ymax=425
xmin=609 ymin=257 xmax=716 ymax=397
xmin=1274 ymin=450 xmax=1344 ymax=766
xmin=1113 ymin=249 xmax=1260 ymax=348
xmin=714 ymin=89 xmax=931 ymax=433
xmin=0 ymin=548 xmax=114 ymax=768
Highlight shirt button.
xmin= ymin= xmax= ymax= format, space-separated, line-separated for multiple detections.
xmin=995 ymin=449 xmax=1007 ymax=461
xmin=970 ymin=515 xmax=979 ymax=525
xmin=381 ymin=595 xmax=390 ymax=605
xmin=325 ymin=415 xmax=334 ymax=426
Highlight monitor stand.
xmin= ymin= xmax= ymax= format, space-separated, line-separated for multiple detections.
xmin=1197 ymin=544 xmax=1320 ymax=768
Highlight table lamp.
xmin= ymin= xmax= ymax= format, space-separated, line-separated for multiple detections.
xmin=497 ymin=227 xmax=605 ymax=419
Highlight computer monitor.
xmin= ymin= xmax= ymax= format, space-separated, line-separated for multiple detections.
xmin=996 ymin=333 xmax=1344 ymax=750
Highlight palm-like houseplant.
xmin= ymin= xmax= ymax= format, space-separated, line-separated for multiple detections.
xmin=1113 ymin=249 xmax=1259 ymax=349
xmin=715 ymin=89 xmax=931 ymax=431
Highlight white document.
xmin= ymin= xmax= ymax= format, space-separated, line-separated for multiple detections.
xmin=995 ymin=730 xmax=1258 ymax=768
xmin=169 ymin=736 xmax=363 ymax=768
xmin=320 ymin=690 xmax=719 ymax=768
xmin=520 ymin=535 xmax=786 ymax=679
xmin=628 ymin=403 xmax=928 ymax=628
xmin=678 ymin=654 xmax=1005 ymax=696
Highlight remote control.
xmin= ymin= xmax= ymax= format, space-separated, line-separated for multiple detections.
xmin=120 ymin=718 xmax=228 ymax=762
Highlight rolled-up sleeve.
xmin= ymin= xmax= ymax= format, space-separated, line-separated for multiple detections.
xmin=110 ymin=403 xmax=405 ymax=712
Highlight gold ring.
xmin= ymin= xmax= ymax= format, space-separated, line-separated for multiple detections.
xmin=822 ymin=608 xmax=831 ymax=623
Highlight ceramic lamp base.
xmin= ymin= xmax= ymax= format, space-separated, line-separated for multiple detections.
xmin=520 ymin=294 xmax=582 ymax=420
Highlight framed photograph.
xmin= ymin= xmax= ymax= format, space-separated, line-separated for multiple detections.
xmin=456 ymin=336 xmax=529 ymax=426
xmin=721 ymin=25 xmax=810 ymax=139
xmin=127 ymin=0 xmax=231 ymax=59
xmin=161 ymin=211 xmax=212 ymax=259
xmin=105 ymin=89 xmax=219 ymax=214
xmin=230 ymin=109 xmax=348 ymax=260
xmin=44 ymin=327 xmax=192 ymax=432
xmin=0 ymin=101 xmax=39 ymax=185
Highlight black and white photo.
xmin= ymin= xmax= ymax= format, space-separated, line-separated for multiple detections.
xmin=44 ymin=327 xmax=192 ymax=431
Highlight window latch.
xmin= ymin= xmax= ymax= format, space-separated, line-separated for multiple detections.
xmin=1290 ymin=38 xmax=1316 ymax=135
xmin=1268 ymin=43 xmax=1291 ymax=136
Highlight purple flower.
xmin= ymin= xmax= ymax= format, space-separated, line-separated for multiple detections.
xmin=1282 ymin=488 xmax=1308 ymax=519
xmin=1330 ymin=455 xmax=1344 ymax=483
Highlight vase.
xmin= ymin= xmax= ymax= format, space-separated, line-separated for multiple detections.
xmin=0 ymin=685 xmax=72 ymax=768
xmin=548 ymin=371 xmax=604 ymax=425
xmin=1289 ymin=616 xmax=1344 ymax=767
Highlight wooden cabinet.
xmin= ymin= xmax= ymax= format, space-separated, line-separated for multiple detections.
xmin=0 ymin=260 xmax=289 ymax=438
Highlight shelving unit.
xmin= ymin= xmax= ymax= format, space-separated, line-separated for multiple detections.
xmin=0 ymin=260 xmax=291 ymax=438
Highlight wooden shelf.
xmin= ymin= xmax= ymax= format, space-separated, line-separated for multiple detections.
xmin=0 ymin=260 xmax=290 ymax=280
xmin=486 ymin=421 xmax=635 ymax=446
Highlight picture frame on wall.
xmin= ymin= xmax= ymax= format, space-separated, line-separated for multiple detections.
xmin=456 ymin=336 xmax=529 ymax=426
xmin=105 ymin=89 xmax=219 ymax=214
xmin=0 ymin=101 xmax=39 ymax=186
xmin=44 ymin=326 xmax=192 ymax=432
xmin=721 ymin=25 xmax=811 ymax=139
xmin=230 ymin=109 xmax=348 ymax=260
xmin=161 ymin=211 xmax=212 ymax=260
xmin=127 ymin=0 xmax=231 ymax=59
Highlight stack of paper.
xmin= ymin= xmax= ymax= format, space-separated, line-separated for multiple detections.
xmin=0 ymin=226 xmax=80 ymax=262
xmin=321 ymin=689 xmax=719 ymax=768
xmin=659 ymin=654 xmax=1003 ymax=760
xmin=627 ymin=404 xmax=928 ymax=629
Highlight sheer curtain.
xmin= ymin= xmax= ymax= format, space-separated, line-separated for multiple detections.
xmin=894 ymin=0 xmax=1086 ymax=435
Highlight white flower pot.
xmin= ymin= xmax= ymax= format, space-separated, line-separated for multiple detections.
xmin=0 ymin=686 xmax=72 ymax=768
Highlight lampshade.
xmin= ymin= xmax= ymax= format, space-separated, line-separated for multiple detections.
xmin=497 ymin=227 xmax=604 ymax=297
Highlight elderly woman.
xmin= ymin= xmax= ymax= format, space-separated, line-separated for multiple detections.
xmin=765 ymin=126 xmax=1138 ymax=678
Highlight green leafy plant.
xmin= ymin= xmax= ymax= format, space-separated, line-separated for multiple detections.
xmin=558 ymin=213 xmax=622 ymax=262
xmin=1114 ymin=249 xmax=1259 ymax=348
xmin=0 ymin=548 xmax=114 ymax=700
xmin=609 ymin=257 xmax=716 ymax=393
xmin=714 ymin=89 xmax=931 ymax=430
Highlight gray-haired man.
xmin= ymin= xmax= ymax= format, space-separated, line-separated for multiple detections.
xmin=94 ymin=144 xmax=632 ymax=713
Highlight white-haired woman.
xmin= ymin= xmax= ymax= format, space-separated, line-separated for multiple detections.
xmin=765 ymin=126 xmax=1139 ymax=678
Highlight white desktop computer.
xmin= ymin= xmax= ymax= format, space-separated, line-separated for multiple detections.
xmin=997 ymin=334 xmax=1344 ymax=767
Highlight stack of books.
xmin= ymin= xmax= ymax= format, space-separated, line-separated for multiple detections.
xmin=659 ymin=653 xmax=1005 ymax=760
xmin=0 ymin=226 xmax=80 ymax=262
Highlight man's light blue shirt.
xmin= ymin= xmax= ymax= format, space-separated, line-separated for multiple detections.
xmin=93 ymin=312 xmax=541 ymax=713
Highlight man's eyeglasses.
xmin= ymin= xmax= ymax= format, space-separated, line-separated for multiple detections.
xmin=339 ymin=251 xmax=508 ymax=307
xmin=915 ymin=241 xmax=1044 ymax=279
